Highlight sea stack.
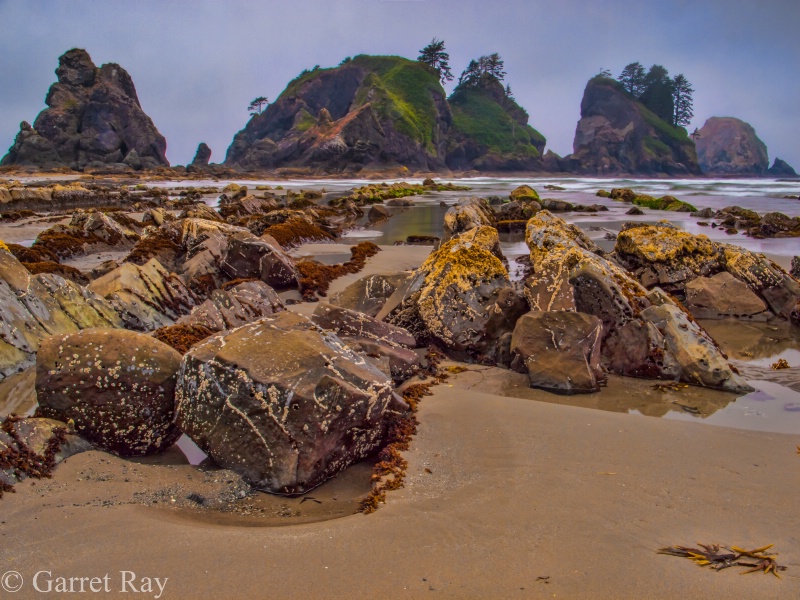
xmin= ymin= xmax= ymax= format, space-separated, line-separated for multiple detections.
xmin=1 ymin=48 xmax=169 ymax=172
xmin=695 ymin=116 xmax=768 ymax=176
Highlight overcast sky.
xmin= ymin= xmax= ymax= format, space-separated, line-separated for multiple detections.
xmin=1 ymin=0 xmax=798 ymax=171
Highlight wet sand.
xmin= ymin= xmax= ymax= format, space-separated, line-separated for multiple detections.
xmin=1 ymin=381 xmax=798 ymax=599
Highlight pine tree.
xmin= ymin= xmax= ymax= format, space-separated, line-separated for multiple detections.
xmin=617 ymin=62 xmax=646 ymax=97
xmin=457 ymin=54 xmax=507 ymax=89
xmin=418 ymin=38 xmax=454 ymax=83
xmin=485 ymin=53 xmax=507 ymax=81
xmin=639 ymin=65 xmax=675 ymax=124
xmin=248 ymin=96 xmax=269 ymax=116
xmin=671 ymin=74 xmax=694 ymax=128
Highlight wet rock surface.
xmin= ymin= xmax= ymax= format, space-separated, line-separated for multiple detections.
xmin=36 ymin=329 xmax=182 ymax=457
xmin=175 ymin=312 xmax=399 ymax=494
xmin=510 ymin=311 xmax=604 ymax=395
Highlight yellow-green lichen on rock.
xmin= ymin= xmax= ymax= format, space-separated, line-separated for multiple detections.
xmin=615 ymin=224 xmax=718 ymax=264
xmin=0 ymin=240 xmax=8 ymax=253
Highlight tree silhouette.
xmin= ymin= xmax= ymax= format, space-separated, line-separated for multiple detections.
xmin=418 ymin=38 xmax=454 ymax=83
xmin=248 ymin=96 xmax=269 ymax=116
xmin=639 ymin=65 xmax=675 ymax=124
xmin=671 ymin=74 xmax=694 ymax=128
xmin=457 ymin=54 xmax=507 ymax=88
xmin=618 ymin=62 xmax=646 ymax=97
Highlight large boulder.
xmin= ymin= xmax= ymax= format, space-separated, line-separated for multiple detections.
xmin=190 ymin=142 xmax=212 ymax=167
xmin=220 ymin=232 xmax=299 ymax=289
xmin=387 ymin=227 xmax=517 ymax=359
xmin=0 ymin=249 xmax=122 ymax=380
xmin=510 ymin=311 xmax=604 ymax=395
xmin=767 ymin=158 xmax=798 ymax=177
xmin=36 ymin=329 xmax=183 ymax=457
xmin=175 ymin=312 xmax=400 ymax=494
xmin=695 ymin=117 xmax=769 ymax=176
xmin=1 ymin=49 xmax=169 ymax=171
xmin=88 ymin=258 xmax=198 ymax=330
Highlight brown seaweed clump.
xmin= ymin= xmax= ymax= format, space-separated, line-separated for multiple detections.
xmin=152 ymin=323 xmax=216 ymax=354
xmin=359 ymin=350 xmax=447 ymax=514
xmin=296 ymin=242 xmax=380 ymax=302
xmin=6 ymin=242 xmax=60 ymax=263
xmin=262 ymin=216 xmax=334 ymax=248
xmin=124 ymin=230 xmax=182 ymax=266
xmin=22 ymin=261 xmax=89 ymax=285
xmin=32 ymin=229 xmax=103 ymax=259
xmin=0 ymin=415 xmax=67 ymax=499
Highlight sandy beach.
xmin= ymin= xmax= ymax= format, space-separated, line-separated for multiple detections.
xmin=1 ymin=177 xmax=799 ymax=599
xmin=1 ymin=379 xmax=798 ymax=599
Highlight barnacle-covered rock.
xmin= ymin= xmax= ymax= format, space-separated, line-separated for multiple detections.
xmin=35 ymin=329 xmax=183 ymax=457
xmin=175 ymin=312 xmax=400 ymax=494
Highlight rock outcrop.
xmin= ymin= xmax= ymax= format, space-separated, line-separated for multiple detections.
xmin=36 ymin=329 xmax=182 ymax=456
xmin=1 ymin=49 xmax=169 ymax=171
xmin=564 ymin=77 xmax=700 ymax=175
xmin=175 ymin=312 xmax=400 ymax=494
xmin=190 ymin=142 xmax=212 ymax=167
xmin=523 ymin=211 xmax=751 ymax=392
xmin=613 ymin=223 xmax=800 ymax=319
xmin=767 ymin=158 xmax=798 ymax=177
xmin=0 ymin=248 xmax=122 ymax=380
xmin=224 ymin=54 xmax=548 ymax=174
xmin=446 ymin=78 xmax=547 ymax=171
xmin=695 ymin=117 xmax=768 ymax=176
xmin=87 ymin=258 xmax=198 ymax=331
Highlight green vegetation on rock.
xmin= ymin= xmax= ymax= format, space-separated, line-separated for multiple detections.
xmin=449 ymin=84 xmax=545 ymax=157
xmin=632 ymin=195 xmax=697 ymax=212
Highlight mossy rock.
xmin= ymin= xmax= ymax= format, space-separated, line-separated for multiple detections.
xmin=596 ymin=190 xmax=611 ymax=198
xmin=510 ymin=185 xmax=540 ymax=202
xmin=632 ymin=195 xmax=697 ymax=212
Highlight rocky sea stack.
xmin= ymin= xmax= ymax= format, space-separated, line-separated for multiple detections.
xmin=224 ymin=54 xmax=547 ymax=174
xmin=1 ymin=48 xmax=169 ymax=172
xmin=565 ymin=76 xmax=700 ymax=176
xmin=694 ymin=117 xmax=768 ymax=176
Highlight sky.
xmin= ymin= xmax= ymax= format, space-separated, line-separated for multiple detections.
xmin=0 ymin=0 xmax=798 ymax=170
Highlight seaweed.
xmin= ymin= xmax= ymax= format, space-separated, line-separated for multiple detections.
xmin=21 ymin=261 xmax=89 ymax=284
xmin=0 ymin=414 xmax=68 ymax=499
xmin=297 ymin=241 xmax=380 ymax=301
xmin=262 ymin=217 xmax=334 ymax=248
xmin=658 ymin=542 xmax=787 ymax=578
xmin=6 ymin=242 xmax=60 ymax=263
xmin=152 ymin=324 xmax=216 ymax=354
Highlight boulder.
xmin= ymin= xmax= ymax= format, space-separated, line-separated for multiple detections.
xmin=442 ymin=197 xmax=496 ymax=241
xmin=88 ymin=258 xmax=198 ymax=330
xmin=387 ymin=227 xmax=515 ymax=359
xmin=791 ymin=256 xmax=800 ymax=279
xmin=36 ymin=329 xmax=183 ymax=457
xmin=509 ymin=185 xmax=540 ymax=202
xmin=175 ymin=312 xmax=400 ymax=494
xmin=510 ymin=311 xmax=604 ymax=395
xmin=329 ymin=272 xmax=409 ymax=317
xmin=311 ymin=302 xmax=416 ymax=348
xmin=1 ymin=49 xmax=169 ymax=170
xmin=220 ymin=232 xmax=299 ymax=289
xmin=524 ymin=211 xmax=751 ymax=391
xmin=367 ymin=205 xmax=391 ymax=222
xmin=178 ymin=204 xmax=223 ymax=222
xmin=177 ymin=281 xmax=285 ymax=332
xmin=684 ymin=272 xmax=769 ymax=320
